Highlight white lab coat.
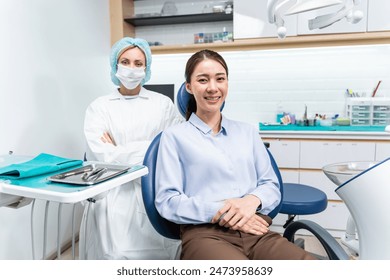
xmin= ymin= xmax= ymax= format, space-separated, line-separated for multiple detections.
xmin=79 ymin=87 xmax=183 ymax=260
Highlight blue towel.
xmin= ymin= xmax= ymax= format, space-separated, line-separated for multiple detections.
xmin=0 ymin=153 xmax=83 ymax=179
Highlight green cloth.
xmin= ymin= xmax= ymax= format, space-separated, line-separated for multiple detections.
xmin=0 ymin=153 xmax=83 ymax=179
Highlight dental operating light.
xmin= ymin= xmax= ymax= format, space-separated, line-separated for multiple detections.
xmin=267 ymin=0 xmax=364 ymax=39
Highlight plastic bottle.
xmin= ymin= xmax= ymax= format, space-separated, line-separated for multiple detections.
xmin=222 ymin=27 xmax=228 ymax=42
xmin=276 ymin=102 xmax=284 ymax=123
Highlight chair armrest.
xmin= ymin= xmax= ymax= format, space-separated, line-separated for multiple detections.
xmin=283 ymin=219 xmax=350 ymax=260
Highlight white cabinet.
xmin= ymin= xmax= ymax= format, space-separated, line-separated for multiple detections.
xmin=367 ymin=0 xmax=390 ymax=32
xmin=299 ymin=201 xmax=350 ymax=238
xmin=299 ymin=170 xmax=340 ymax=200
xmin=296 ymin=0 xmax=368 ymax=35
xmin=262 ymin=136 xmax=388 ymax=236
xmin=266 ymin=139 xmax=300 ymax=168
xmin=234 ymin=0 xmax=297 ymax=39
xmin=375 ymin=142 xmax=390 ymax=161
xmin=300 ymin=141 xmax=375 ymax=169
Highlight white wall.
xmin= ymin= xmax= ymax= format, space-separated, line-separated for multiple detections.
xmin=0 ymin=0 xmax=113 ymax=158
xmin=149 ymin=44 xmax=390 ymax=126
xmin=0 ymin=0 xmax=112 ymax=259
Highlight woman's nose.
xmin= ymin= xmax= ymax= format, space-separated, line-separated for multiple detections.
xmin=207 ymin=80 xmax=218 ymax=92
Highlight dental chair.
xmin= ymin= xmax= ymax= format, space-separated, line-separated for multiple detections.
xmin=140 ymin=84 xmax=349 ymax=260
xmin=141 ymin=132 xmax=348 ymax=259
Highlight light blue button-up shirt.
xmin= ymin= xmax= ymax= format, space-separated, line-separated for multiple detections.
xmin=155 ymin=114 xmax=281 ymax=225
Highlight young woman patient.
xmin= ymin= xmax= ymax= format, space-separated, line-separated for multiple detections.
xmin=155 ymin=49 xmax=316 ymax=260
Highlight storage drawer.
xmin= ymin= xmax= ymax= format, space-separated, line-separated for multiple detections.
xmin=298 ymin=201 xmax=350 ymax=232
xmin=351 ymin=119 xmax=370 ymax=126
xmin=373 ymin=112 xmax=390 ymax=118
xmin=350 ymin=111 xmax=370 ymax=118
xmin=280 ymin=170 xmax=299 ymax=183
xmin=375 ymin=142 xmax=390 ymax=161
xmin=300 ymin=141 xmax=375 ymax=169
xmin=373 ymin=105 xmax=390 ymax=112
xmin=299 ymin=170 xmax=340 ymax=200
xmin=372 ymin=118 xmax=390 ymax=126
xmin=350 ymin=105 xmax=370 ymax=111
xmin=265 ymin=140 xmax=300 ymax=168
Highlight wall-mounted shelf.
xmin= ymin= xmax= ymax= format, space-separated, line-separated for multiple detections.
xmin=149 ymin=31 xmax=390 ymax=54
xmin=125 ymin=12 xmax=233 ymax=27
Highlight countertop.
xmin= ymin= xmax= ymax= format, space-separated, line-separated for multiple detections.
xmin=259 ymin=124 xmax=390 ymax=140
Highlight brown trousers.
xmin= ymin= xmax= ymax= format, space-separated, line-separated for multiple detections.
xmin=180 ymin=219 xmax=316 ymax=260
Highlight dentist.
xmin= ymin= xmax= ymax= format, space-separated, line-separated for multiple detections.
xmin=81 ymin=37 xmax=182 ymax=259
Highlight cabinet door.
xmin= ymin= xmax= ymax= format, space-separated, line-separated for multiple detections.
xmin=298 ymin=201 xmax=350 ymax=237
xmin=375 ymin=142 xmax=390 ymax=161
xmin=280 ymin=170 xmax=299 ymax=183
xmin=234 ymin=0 xmax=297 ymax=39
xmin=367 ymin=0 xmax=390 ymax=32
xmin=266 ymin=140 xmax=300 ymax=168
xmin=296 ymin=0 xmax=368 ymax=35
xmin=299 ymin=170 xmax=340 ymax=200
xmin=300 ymin=141 xmax=375 ymax=169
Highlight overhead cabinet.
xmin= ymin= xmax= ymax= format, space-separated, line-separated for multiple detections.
xmin=110 ymin=0 xmax=390 ymax=53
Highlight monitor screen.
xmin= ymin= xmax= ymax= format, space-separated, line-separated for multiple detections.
xmin=143 ymin=84 xmax=175 ymax=103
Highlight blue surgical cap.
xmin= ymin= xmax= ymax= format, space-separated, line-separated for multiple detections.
xmin=110 ymin=37 xmax=152 ymax=86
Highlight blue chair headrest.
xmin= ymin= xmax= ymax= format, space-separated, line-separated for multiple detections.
xmin=176 ymin=82 xmax=225 ymax=118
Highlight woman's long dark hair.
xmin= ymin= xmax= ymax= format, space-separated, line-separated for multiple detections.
xmin=184 ymin=49 xmax=229 ymax=120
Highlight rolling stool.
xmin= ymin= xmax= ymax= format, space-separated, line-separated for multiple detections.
xmin=280 ymin=183 xmax=328 ymax=248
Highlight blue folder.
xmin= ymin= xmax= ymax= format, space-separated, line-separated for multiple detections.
xmin=0 ymin=153 xmax=83 ymax=179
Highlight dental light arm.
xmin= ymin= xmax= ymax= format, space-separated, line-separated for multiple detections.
xmin=308 ymin=0 xmax=363 ymax=30
xmin=267 ymin=0 xmax=296 ymax=39
xmin=267 ymin=0 xmax=364 ymax=38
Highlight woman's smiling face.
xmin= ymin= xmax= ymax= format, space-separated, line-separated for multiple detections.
xmin=186 ymin=58 xmax=228 ymax=117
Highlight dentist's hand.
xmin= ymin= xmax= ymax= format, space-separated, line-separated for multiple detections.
xmin=212 ymin=195 xmax=262 ymax=229
xmin=100 ymin=132 xmax=116 ymax=146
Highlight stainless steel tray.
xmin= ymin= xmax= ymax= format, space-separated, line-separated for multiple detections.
xmin=47 ymin=163 xmax=141 ymax=186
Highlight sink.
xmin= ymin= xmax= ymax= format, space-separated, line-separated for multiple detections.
xmin=322 ymin=161 xmax=378 ymax=186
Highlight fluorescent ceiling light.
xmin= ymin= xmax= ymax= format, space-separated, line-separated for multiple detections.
xmin=285 ymin=0 xmax=343 ymax=15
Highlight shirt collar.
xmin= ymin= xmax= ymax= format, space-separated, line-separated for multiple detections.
xmin=109 ymin=87 xmax=149 ymax=101
xmin=189 ymin=113 xmax=228 ymax=136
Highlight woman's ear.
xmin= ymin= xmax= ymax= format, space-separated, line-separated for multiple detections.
xmin=185 ymin=83 xmax=192 ymax=95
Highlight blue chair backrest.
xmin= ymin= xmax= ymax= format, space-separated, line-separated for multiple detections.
xmin=141 ymin=132 xmax=180 ymax=239
xmin=266 ymin=149 xmax=284 ymax=219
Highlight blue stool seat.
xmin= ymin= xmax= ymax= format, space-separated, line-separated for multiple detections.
xmin=280 ymin=183 xmax=328 ymax=215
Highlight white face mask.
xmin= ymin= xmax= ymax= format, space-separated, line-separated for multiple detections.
xmin=115 ymin=64 xmax=146 ymax=90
